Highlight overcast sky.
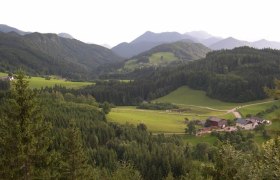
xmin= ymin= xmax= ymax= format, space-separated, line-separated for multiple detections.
xmin=1 ymin=0 xmax=279 ymax=46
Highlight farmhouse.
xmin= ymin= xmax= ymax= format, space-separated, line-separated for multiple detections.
xmin=0 ymin=76 xmax=14 ymax=81
xmin=236 ymin=118 xmax=258 ymax=130
xmin=205 ymin=116 xmax=227 ymax=128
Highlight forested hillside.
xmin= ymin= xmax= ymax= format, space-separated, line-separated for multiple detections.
xmin=119 ymin=41 xmax=210 ymax=72
xmin=78 ymin=47 xmax=280 ymax=105
xmin=0 ymin=32 xmax=122 ymax=79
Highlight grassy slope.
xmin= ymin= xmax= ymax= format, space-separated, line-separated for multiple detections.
xmin=28 ymin=76 xmax=93 ymax=89
xmin=156 ymin=86 xmax=271 ymax=110
xmin=108 ymin=106 xmax=234 ymax=133
xmin=108 ymin=107 xmax=186 ymax=133
xmin=123 ymin=52 xmax=178 ymax=71
xmin=0 ymin=72 xmax=93 ymax=89
xmin=149 ymin=52 xmax=178 ymax=65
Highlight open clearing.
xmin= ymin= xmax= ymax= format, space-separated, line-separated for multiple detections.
xmin=0 ymin=72 xmax=93 ymax=89
xmin=27 ymin=76 xmax=93 ymax=89
xmin=155 ymin=86 xmax=272 ymax=110
xmin=149 ymin=52 xmax=178 ymax=65
xmin=108 ymin=106 xmax=235 ymax=133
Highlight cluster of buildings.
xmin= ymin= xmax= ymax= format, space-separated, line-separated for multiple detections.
xmin=196 ymin=116 xmax=271 ymax=136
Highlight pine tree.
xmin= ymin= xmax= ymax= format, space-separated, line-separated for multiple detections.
xmin=0 ymin=71 xmax=54 ymax=179
xmin=61 ymin=120 xmax=93 ymax=179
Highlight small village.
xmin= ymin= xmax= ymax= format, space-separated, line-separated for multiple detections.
xmin=195 ymin=116 xmax=271 ymax=136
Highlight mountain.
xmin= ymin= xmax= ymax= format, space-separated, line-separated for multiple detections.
xmin=131 ymin=31 xmax=194 ymax=44
xmin=112 ymin=31 xmax=196 ymax=58
xmin=120 ymin=41 xmax=210 ymax=72
xmin=134 ymin=41 xmax=210 ymax=61
xmin=252 ymin=39 xmax=280 ymax=49
xmin=58 ymin=33 xmax=74 ymax=39
xmin=200 ymin=37 xmax=224 ymax=47
xmin=210 ymin=37 xmax=250 ymax=50
xmin=112 ymin=41 xmax=164 ymax=58
xmin=0 ymin=32 xmax=122 ymax=79
xmin=0 ymin=24 xmax=28 ymax=35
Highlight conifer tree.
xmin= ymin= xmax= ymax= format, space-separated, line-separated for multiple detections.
xmin=0 ymin=71 xmax=54 ymax=179
xmin=61 ymin=120 xmax=93 ymax=179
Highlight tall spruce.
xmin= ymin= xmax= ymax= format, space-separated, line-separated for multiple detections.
xmin=0 ymin=71 xmax=54 ymax=179
xmin=61 ymin=120 xmax=93 ymax=179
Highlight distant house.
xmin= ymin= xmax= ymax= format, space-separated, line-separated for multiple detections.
xmin=8 ymin=76 xmax=14 ymax=81
xmin=205 ymin=116 xmax=227 ymax=128
xmin=236 ymin=118 xmax=258 ymax=130
xmin=0 ymin=76 xmax=14 ymax=81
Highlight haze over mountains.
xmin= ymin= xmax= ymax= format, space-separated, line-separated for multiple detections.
xmin=112 ymin=31 xmax=280 ymax=58
xmin=1 ymin=24 xmax=280 ymax=79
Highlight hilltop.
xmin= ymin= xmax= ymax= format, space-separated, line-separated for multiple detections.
xmin=121 ymin=41 xmax=210 ymax=71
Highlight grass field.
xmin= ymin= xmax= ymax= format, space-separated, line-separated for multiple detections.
xmin=0 ymin=72 xmax=93 ymax=89
xmin=239 ymin=100 xmax=280 ymax=117
xmin=27 ymin=76 xmax=93 ymax=89
xmin=156 ymin=86 xmax=271 ymax=110
xmin=108 ymin=106 xmax=235 ymax=133
xmin=123 ymin=52 xmax=178 ymax=71
xmin=108 ymin=107 xmax=187 ymax=133
xmin=0 ymin=72 xmax=7 ymax=77
xmin=149 ymin=52 xmax=178 ymax=65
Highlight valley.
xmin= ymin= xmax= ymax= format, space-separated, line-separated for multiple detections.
xmin=1 ymin=23 xmax=280 ymax=179
xmin=108 ymin=86 xmax=280 ymax=135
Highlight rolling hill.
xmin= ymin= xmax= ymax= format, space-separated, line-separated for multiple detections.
xmin=210 ymin=37 xmax=250 ymax=50
xmin=0 ymin=32 xmax=122 ymax=79
xmin=122 ymin=41 xmax=210 ymax=71
xmin=112 ymin=31 xmax=198 ymax=58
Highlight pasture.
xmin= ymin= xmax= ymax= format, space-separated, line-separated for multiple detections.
xmin=0 ymin=72 xmax=93 ymax=89
xmin=27 ymin=76 xmax=93 ymax=89
xmin=155 ymin=86 xmax=272 ymax=110
xmin=149 ymin=52 xmax=178 ymax=65
xmin=108 ymin=106 xmax=234 ymax=133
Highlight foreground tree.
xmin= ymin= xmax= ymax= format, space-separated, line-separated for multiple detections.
xmin=61 ymin=120 xmax=94 ymax=179
xmin=0 ymin=71 xmax=54 ymax=179
xmin=259 ymin=137 xmax=280 ymax=179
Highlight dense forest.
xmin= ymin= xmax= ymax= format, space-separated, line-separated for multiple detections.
xmin=0 ymin=72 xmax=279 ymax=179
xmin=78 ymin=47 xmax=280 ymax=105
xmin=0 ymin=32 xmax=122 ymax=79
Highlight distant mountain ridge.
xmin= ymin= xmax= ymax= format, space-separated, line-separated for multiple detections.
xmin=118 ymin=41 xmax=210 ymax=72
xmin=133 ymin=41 xmax=210 ymax=61
xmin=0 ymin=32 xmax=122 ymax=79
xmin=0 ymin=24 xmax=28 ymax=35
xmin=112 ymin=31 xmax=280 ymax=58
xmin=0 ymin=24 xmax=76 ymax=40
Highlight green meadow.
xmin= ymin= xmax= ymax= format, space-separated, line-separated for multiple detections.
xmin=123 ymin=52 xmax=178 ymax=71
xmin=155 ymin=86 xmax=272 ymax=110
xmin=0 ymin=72 xmax=7 ymax=77
xmin=108 ymin=106 xmax=234 ymax=133
xmin=149 ymin=52 xmax=178 ymax=65
xmin=0 ymin=72 xmax=93 ymax=89
xmin=27 ymin=76 xmax=93 ymax=89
